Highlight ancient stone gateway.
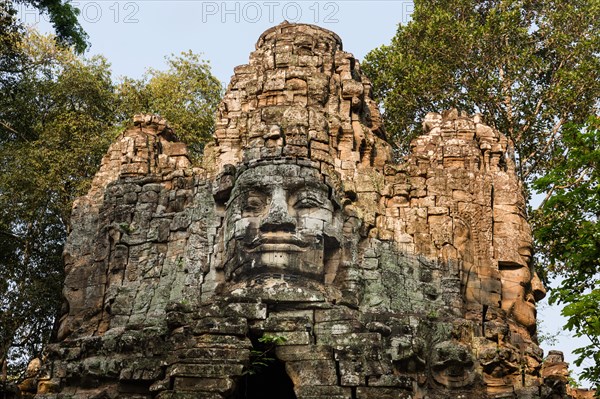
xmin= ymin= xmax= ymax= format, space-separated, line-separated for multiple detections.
xmin=35 ymin=23 xmax=577 ymax=398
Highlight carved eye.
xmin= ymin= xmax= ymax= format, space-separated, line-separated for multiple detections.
xmin=243 ymin=195 xmax=266 ymax=213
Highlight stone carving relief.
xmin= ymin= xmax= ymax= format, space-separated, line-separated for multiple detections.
xmin=27 ymin=22 xmax=593 ymax=399
xmin=221 ymin=162 xmax=342 ymax=283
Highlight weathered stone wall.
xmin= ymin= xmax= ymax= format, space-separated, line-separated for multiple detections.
xmin=32 ymin=23 xmax=591 ymax=399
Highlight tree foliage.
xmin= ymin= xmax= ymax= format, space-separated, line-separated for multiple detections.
xmin=0 ymin=25 xmax=222 ymax=378
xmin=533 ymin=117 xmax=600 ymax=386
xmin=0 ymin=6 xmax=25 ymax=87
xmin=0 ymin=29 xmax=118 ymax=378
xmin=8 ymin=0 xmax=88 ymax=53
xmin=363 ymin=0 xmax=600 ymax=180
xmin=116 ymin=51 xmax=222 ymax=157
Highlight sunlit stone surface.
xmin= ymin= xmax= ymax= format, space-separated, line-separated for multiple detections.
xmin=29 ymin=23 xmax=592 ymax=399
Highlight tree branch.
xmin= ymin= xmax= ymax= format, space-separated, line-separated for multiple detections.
xmin=522 ymin=117 xmax=564 ymax=179
xmin=0 ymin=120 xmax=28 ymax=142
xmin=0 ymin=229 xmax=25 ymax=242
xmin=539 ymin=167 xmax=591 ymax=208
xmin=519 ymin=96 xmax=545 ymax=142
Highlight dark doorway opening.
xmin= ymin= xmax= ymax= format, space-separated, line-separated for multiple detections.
xmin=235 ymin=358 xmax=297 ymax=399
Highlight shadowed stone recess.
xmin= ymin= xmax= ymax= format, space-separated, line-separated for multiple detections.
xmin=30 ymin=23 xmax=593 ymax=399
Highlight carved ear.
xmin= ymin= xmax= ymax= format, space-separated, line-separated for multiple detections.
xmin=212 ymin=164 xmax=236 ymax=203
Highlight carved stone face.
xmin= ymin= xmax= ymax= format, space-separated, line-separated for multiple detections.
xmin=431 ymin=341 xmax=475 ymax=388
xmin=498 ymin=230 xmax=547 ymax=332
xmin=223 ymin=163 xmax=341 ymax=282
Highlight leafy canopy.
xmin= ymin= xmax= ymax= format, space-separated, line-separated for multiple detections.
xmin=533 ymin=117 xmax=600 ymax=386
xmin=116 ymin=51 xmax=223 ymax=158
xmin=10 ymin=0 xmax=88 ymax=52
xmin=0 ymin=27 xmax=222 ymax=379
xmin=363 ymin=0 xmax=600 ymax=180
xmin=0 ymin=29 xmax=117 ymax=378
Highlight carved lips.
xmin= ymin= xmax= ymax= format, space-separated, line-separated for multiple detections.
xmin=245 ymin=233 xmax=309 ymax=253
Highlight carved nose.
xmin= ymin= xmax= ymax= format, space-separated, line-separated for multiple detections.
xmin=531 ymin=272 xmax=546 ymax=302
xmin=260 ymin=189 xmax=296 ymax=232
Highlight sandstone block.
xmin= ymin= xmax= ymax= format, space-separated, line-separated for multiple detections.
xmin=286 ymin=360 xmax=338 ymax=386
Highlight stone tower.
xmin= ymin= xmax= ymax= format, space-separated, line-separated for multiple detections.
xmin=34 ymin=23 xmax=579 ymax=399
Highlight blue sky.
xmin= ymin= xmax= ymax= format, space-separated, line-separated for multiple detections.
xmin=19 ymin=0 xmax=414 ymax=83
xmin=19 ymin=0 xmax=593 ymax=386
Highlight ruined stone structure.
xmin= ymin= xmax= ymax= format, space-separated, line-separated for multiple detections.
xmin=32 ymin=23 xmax=588 ymax=398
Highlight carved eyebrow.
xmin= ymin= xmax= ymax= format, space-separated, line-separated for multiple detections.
xmin=234 ymin=183 xmax=271 ymax=195
xmin=226 ymin=187 xmax=267 ymax=208
xmin=232 ymin=176 xmax=331 ymax=197
xmin=284 ymin=179 xmax=329 ymax=192
xmin=293 ymin=190 xmax=326 ymax=204
xmin=244 ymin=187 xmax=270 ymax=195
xmin=244 ymin=192 xmax=267 ymax=200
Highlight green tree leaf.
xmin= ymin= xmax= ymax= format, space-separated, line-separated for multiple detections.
xmin=116 ymin=51 xmax=223 ymax=159
xmin=0 ymin=28 xmax=116 ymax=379
xmin=532 ymin=117 xmax=600 ymax=386
xmin=363 ymin=0 xmax=600 ymax=181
